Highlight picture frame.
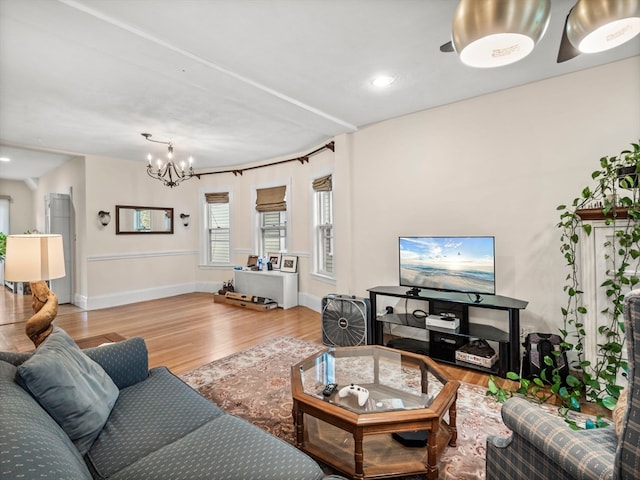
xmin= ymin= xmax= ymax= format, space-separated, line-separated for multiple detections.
xmin=268 ymin=252 xmax=282 ymax=270
xmin=280 ymin=255 xmax=298 ymax=273
xmin=247 ymin=255 xmax=258 ymax=267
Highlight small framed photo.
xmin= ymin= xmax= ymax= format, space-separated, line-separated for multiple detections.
xmin=268 ymin=252 xmax=282 ymax=270
xmin=247 ymin=255 xmax=258 ymax=267
xmin=280 ymin=255 xmax=298 ymax=273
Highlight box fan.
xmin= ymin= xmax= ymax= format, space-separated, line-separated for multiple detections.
xmin=321 ymin=294 xmax=371 ymax=347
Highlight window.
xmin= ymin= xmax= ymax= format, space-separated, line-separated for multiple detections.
xmin=134 ymin=209 xmax=151 ymax=231
xmin=256 ymin=186 xmax=287 ymax=257
xmin=313 ymin=175 xmax=333 ymax=276
xmin=261 ymin=211 xmax=286 ymax=255
xmin=205 ymin=192 xmax=230 ymax=264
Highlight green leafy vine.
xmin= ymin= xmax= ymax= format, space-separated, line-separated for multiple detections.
xmin=488 ymin=141 xmax=640 ymax=426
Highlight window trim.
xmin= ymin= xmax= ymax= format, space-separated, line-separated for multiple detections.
xmin=252 ymin=180 xmax=291 ymax=257
xmin=311 ymin=171 xmax=335 ymax=279
xmin=200 ymin=187 xmax=233 ymax=267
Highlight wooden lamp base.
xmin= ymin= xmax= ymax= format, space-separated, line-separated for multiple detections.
xmin=26 ymin=280 xmax=58 ymax=347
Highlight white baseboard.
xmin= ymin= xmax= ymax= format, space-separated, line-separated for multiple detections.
xmin=82 ymin=283 xmax=196 ymax=311
xmin=195 ymin=281 xmax=224 ymax=294
xmin=74 ymin=282 xmax=323 ymax=312
xmin=297 ymin=292 xmax=322 ymax=313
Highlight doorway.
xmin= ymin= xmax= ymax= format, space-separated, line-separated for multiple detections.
xmin=45 ymin=193 xmax=73 ymax=304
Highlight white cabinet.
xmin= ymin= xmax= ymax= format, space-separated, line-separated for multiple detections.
xmin=234 ymin=270 xmax=298 ymax=309
xmin=580 ymin=221 xmax=634 ymax=376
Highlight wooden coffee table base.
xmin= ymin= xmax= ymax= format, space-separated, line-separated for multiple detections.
xmin=291 ymin=346 xmax=460 ymax=480
xmin=293 ymin=398 xmax=457 ymax=480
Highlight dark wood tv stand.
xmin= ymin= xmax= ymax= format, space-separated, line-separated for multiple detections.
xmin=367 ymin=286 xmax=528 ymax=376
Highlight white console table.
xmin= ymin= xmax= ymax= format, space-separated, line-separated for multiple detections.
xmin=233 ymin=270 xmax=298 ymax=309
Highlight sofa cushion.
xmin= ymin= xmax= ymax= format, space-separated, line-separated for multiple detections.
xmin=0 ymin=360 xmax=93 ymax=480
xmin=108 ymin=414 xmax=325 ymax=480
xmin=0 ymin=350 xmax=32 ymax=366
xmin=83 ymin=337 xmax=150 ymax=389
xmin=86 ymin=366 xmax=225 ymax=479
xmin=16 ymin=327 xmax=119 ymax=455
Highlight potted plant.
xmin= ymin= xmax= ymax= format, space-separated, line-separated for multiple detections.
xmin=488 ymin=141 xmax=640 ymax=428
xmin=0 ymin=232 xmax=6 ymax=284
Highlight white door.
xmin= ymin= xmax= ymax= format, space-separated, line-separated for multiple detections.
xmin=45 ymin=193 xmax=72 ymax=304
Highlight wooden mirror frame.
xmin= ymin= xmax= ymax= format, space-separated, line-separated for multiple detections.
xmin=115 ymin=205 xmax=174 ymax=234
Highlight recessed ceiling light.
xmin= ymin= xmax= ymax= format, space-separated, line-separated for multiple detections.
xmin=371 ymin=75 xmax=395 ymax=88
xmin=0 ymin=157 xmax=10 ymax=162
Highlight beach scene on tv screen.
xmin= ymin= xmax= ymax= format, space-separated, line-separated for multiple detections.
xmin=400 ymin=237 xmax=495 ymax=294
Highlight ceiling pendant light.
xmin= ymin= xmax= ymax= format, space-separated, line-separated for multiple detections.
xmin=566 ymin=0 xmax=640 ymax=53
xmin=449 ymin=0 xmax=551 ymax=68
xmin=142 ymin=133 xmax=194 ymax=188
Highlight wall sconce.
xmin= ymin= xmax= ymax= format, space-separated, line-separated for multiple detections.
xmin=98 ymin=210 xmax=111 ymax=226
xmin=180 ymin=213 xmax=190 ymax=227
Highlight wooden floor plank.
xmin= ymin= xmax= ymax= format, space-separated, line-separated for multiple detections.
xmin=0 ymin=288 xmax=490 ymax=386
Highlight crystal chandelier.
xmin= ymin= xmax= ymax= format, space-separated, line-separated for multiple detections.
xmin=142 ymin=133 xmax=194 ymax=188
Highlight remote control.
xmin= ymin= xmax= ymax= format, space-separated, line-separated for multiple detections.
xmin=322 ymin=383 xmax=338 ymax=397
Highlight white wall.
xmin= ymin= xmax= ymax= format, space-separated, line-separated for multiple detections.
xmin=31 ymin=56 xmax=640 ymax=338
xmin=192 ymin=146 xmax=336 ymax=308
xmin=341 ymin=57 xmax=640 ymax=334
xmin=82 ymin=156 xmax=197 ymax=309
xmin=0 ymin=179 xmax=35 ymax=234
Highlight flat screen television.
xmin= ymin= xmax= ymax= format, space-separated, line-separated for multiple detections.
xmin=399 ymin=236 xmax=496 ymax=296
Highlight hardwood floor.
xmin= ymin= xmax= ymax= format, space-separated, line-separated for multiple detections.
xmin=0 ymin=287 xmax=490 ymax=386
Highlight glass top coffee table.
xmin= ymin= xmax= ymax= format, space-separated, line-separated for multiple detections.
xmin=291 ymin=345 xmax=459 ymax=480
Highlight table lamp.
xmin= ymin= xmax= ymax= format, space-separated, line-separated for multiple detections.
xmin=4 ymin=234 xmax=66 ymax=347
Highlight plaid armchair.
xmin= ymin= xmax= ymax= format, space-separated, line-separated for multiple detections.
xmin=485 ymin=289 xmax=640 ymax=480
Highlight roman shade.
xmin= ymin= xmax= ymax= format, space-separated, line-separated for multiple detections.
xmin=205 ymin=192 xmax=229 ymax=204
xmin=312 ymin=174 xmax=332 ymax=192
xmin=255 ymin=186 xmax=286 ymax=212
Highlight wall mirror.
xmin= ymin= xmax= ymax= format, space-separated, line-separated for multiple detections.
xmin=115 ymin=205 xmax=174 ymax=234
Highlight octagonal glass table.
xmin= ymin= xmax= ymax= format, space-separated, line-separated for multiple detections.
xmin=291 ymin=345 xmax=459 ymax=480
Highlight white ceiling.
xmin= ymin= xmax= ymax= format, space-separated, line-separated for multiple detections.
xmin=1 ymin=0 xmax=639 ymax=181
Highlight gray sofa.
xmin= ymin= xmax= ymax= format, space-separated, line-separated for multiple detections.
xmin=0 ymin=330 xmax=345 ymax=480
xmin=485 ymin=289 xmax=640 ymax=480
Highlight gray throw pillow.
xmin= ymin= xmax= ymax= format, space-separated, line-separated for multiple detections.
xmin=16 ymin=327 xmax=119 ymax=455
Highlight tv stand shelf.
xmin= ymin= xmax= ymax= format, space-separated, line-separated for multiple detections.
xmin=380 ymin=313 xmax=510 ymax=343
xmin=367 ymin=286 xmax=528 ymax=376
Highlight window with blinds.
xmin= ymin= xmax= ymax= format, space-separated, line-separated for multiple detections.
xmin=206 ymin=192 xmax=230 ymax=264
xmin=256 ymin=186 xmax=287 ymax=256
xmin=313 ymin=175 xmax=333 ymax=276
xmin=261 ymin=211 xmax=286 ymax=255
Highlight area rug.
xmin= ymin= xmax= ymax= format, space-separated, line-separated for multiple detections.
xmin=180 ymin=337 xmax=511 ymax=480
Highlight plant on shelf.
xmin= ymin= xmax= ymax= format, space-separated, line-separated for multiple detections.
xmin=0 ymin=231 xmax=6 ymax=261
xmin=488 ymin=141 xmax=640 ymax=429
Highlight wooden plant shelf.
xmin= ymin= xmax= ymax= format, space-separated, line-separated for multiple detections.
xmin=575 ymin=208 xmax=630 ymax=221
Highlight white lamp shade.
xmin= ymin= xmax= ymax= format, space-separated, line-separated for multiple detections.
xmin=4 ymin=234 xmax=65 ymax=282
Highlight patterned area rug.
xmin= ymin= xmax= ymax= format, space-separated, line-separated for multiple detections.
xmin=180 ymin=337 xmax=511 ymax=480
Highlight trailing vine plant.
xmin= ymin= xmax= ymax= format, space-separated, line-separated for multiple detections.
xmin=0 ymin=232 xmax=6 ymax=261
xmin=488 ymin=141 xmax=640 ymax=428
